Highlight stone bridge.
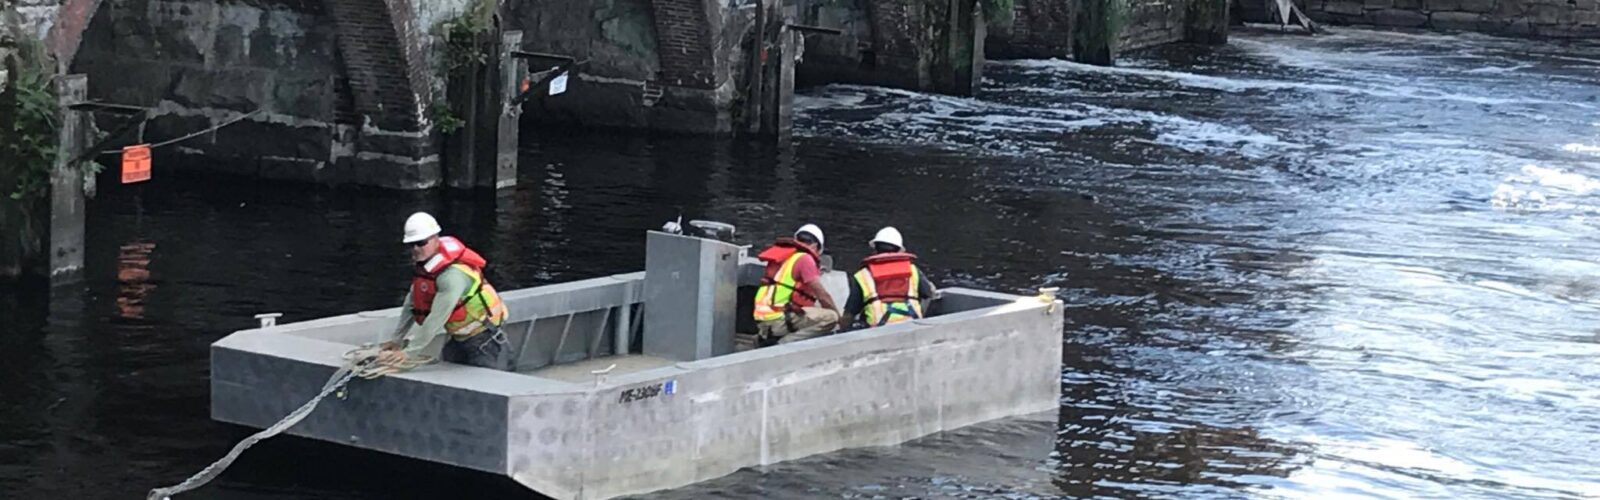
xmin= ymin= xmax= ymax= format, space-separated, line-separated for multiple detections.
xmin=12 ymin=0 xmax=1237 ymax=190
xmin=17 ymin=0 xmax=807 ymax=188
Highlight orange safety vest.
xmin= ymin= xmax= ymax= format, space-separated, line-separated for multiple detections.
xmin=852 ymin=252 xmax=924 ymax=326
xmin=411 ymin=236 xmax=509 ymax=338
xmin=752 ymin=238 xmax=820 ymax=322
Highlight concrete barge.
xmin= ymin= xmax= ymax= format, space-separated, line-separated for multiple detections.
xmin=210 ymin=226 xmax=1064 ymax=499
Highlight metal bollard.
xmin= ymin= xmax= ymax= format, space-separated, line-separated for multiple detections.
xmin=255 ymin=312 xmax=284 ymax=328
xmin=590 ymin=363 xmax=618 ymax=388
xmin=1036 ymin=287 xmax=1060 ymax=314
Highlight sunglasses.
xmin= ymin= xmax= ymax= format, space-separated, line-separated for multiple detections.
xmin=409 ymin=240 xmax=430 ymax=248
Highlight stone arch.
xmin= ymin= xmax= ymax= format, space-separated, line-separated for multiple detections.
xmin=43 ymin=0 xmax=444 ymax=188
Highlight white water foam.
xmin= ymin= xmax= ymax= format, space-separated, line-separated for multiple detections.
xmin=1273 ymin=435 xmax=1600 ymax=499
xmin=1463 ymin=63 xmax=1534 ymax=75
xmin=1562 ymin=143 xmax=1600 ymax=156
xmin=793 ymin=90 xmax=867 ymax=111
xmin=995 ymin=58 xmax=1590 ymax=109
xmin=1521 ymin=164 xmax=1600 ymax=193
xmin=798 ymin=84 xmax=1300 ymax=159
xmin=1145 ymin=115 xmax=1306 ymax=159
xmin=1231 ymin=37 xmax=1466 ymax=74
xmin=1491 ymin=164 xmax=1600 ymax=212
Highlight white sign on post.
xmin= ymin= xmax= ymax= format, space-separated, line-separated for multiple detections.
xmin=549 ymin=72 xmax=569 ymax=96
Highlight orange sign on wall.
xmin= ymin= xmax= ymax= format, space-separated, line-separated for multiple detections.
xmin=121 ymin=144 xmax=151 ymax=184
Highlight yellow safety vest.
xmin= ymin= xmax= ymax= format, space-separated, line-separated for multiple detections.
xmin=754 ymin=252 xmax=806 ymax=322
xmin=441 ymin=263 xmax=508 ymax=337
xmin=852 ymin=260 xmax=923 ymax=327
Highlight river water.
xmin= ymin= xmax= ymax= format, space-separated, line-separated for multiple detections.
xmin=3 ymin=26 xmax=1599 ymax=499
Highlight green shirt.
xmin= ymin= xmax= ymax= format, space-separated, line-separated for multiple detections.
xmin=392 ymin=266 xmax=473 ymax=359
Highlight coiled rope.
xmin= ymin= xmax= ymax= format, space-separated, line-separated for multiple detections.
xmin=147 ymin=345 xmax=432 ymax=499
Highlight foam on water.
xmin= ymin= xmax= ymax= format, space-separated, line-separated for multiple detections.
xmin=1146 ymin=116 xmax=1305 ymax=159
xmin=1463 ymin=63 xmax=1533 ymax=74
xmin=1272 ymin=435 xmax=1600 ymax=499
xmin=800 ymin=83 xmax=1301 ymax=159
xmin=996 ymin=58 xmax=1589 ymax=108
xmin=1563 ymin=142 xmax=1600 ymax=155
xmin=1490 ymin=164 xmax=1600 ymax=213
xmin=786 ymin=27 xmax=1600 ymax=500
xmin=793 ymin=90 xmax=868 ymax=111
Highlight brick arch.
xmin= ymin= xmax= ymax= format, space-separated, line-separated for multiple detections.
xmin=44 ymin=0 xmax=102 ymax=71
xmin=322 ymin=0 xmax=431 ymax=132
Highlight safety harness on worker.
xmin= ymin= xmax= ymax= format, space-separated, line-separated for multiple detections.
xmin=853 ymin=252 xmax=924 ymax=326
xmin=411 ymin=236 xmax=509 ymax=338
xmin=753 ymin=237 xmax=820 ymax=322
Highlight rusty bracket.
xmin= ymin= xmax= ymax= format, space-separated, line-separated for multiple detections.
xmin=512 ymin=56 xmax=590 ymax=106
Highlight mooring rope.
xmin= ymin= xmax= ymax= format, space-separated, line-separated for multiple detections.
xmin=147 ymin=345 xmax=432 ymax=500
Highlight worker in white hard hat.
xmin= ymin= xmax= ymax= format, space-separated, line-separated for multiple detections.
xmin=751 ymin=223 xmax=841 ymax=346
xmin=844 ymin=227 xmax=938 ymax=328
xmin=377 ymin=212 xmax=513 ymax=370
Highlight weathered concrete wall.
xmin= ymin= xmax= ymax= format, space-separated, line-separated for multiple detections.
xmin=790 ymin=0 xmax=886 ymax=86
xmin=74 ymin=0 xmax=342 ymax=180
xmin=1280 ymin=0 xmax=1600 ymax=37
xmin=1121 ymin=0 xmax=1189 ymax=51
xmin=791 ymin=0 xmax=987 ymax=95
xmin=64 ymin=0 xmax=470 ymax=188
xmin=18 ymin=0 xmax=61 ymax=42
xmin=48 ymin=74 xmax=89 ymax=281
xmin=505 ymin=0 xmax=756 ymax=134
xmin=988 ymin=0 xmax=1073 ymax=59
xmin=930 ymin=0 xmax=986 ymax=94
xmin=992 ymin=0 xmax=1225 ymax=63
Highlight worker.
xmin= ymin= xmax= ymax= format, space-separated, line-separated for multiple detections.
xmin=844 ymin=227 xmax=937 ymax=328
xmin=377 ymin=212 xmax=512 ymax=370
xmin=752 ymin=223 xmax=841 ymax=346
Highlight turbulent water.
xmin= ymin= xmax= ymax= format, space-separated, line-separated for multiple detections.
xmin=3 ymin=27 xmax=1599 ymax=499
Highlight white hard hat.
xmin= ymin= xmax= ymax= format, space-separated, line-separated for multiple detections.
xmin=870 ymin=226 xmax=903 ymax=250
xmin=402 ymin=212 xmax=442 ymax=243
xmin=794 ymin=223 xmax=825 ymax=250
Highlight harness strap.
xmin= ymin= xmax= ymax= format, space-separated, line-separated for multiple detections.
xmin=861 ymin=294 xmax=921 ymax=305
xmin=760 ymin=277 xmax=819 ymax=304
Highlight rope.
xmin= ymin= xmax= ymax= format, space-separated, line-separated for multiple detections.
xmin=147 ymin=345 xmax=433 ymax=500
xmin=346 ymin=345 xmax=434 ymax=379
xmin=103 ymin=109 xmax=263 ymax=156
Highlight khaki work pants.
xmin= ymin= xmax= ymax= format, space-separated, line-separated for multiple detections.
xmin=757 ymin=307 xmax=841 ymax=346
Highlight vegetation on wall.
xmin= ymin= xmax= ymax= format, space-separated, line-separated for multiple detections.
xmin=429 ymin=0 xmax=495 ymax=134
xmin=1 ymin=18 xmax=100 ymax=279
xmin=1073 ymin=0 xmax=1130 ymax=65
xmin=982 ymin=0 xmax=1016 ymax=32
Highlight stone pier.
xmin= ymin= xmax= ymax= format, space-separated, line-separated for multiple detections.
xmin=791 ymin=0 xmax=989 ymax=96
xmin=987 ymin=0 xmax=1230 ymax=65
xmin=988 ymin=0 xmax=1074 ymax=59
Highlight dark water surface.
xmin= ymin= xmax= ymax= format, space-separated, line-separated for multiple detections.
xmin=4 ymin=27 xmax=1600 ymax=499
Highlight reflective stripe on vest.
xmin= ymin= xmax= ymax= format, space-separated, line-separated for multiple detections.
xmin=442 ymin=263 xmax=509 ymax=337
xmin=753 ymin=252 xmax=806 ymax=322
xmin=853 ymin=262 xmax=923 ymax=327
